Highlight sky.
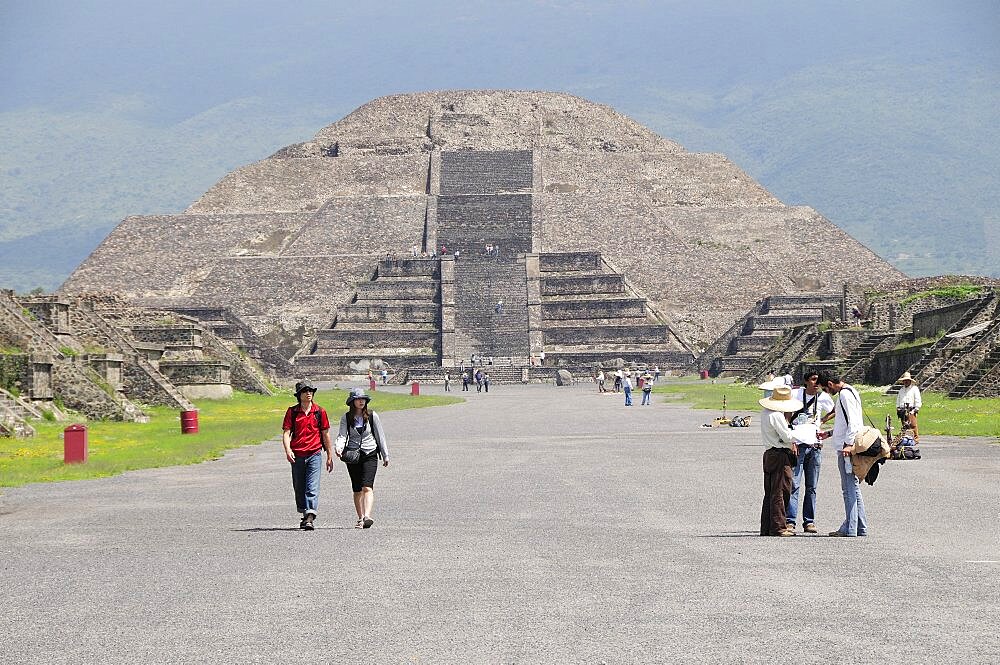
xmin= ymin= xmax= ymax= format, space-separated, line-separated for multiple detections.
xmin=1 ymin=0 xmax=998 ymax=289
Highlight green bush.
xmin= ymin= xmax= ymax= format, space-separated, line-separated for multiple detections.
xmin=900 ymin=285 xmax=983 ymax=306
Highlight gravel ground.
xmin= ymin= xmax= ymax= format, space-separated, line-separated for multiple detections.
xmin=2 ymin=382 xmax=998 ymax=664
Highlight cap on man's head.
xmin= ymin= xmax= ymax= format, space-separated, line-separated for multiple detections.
xmin=294 ymin=381 xmax=318 ymax=397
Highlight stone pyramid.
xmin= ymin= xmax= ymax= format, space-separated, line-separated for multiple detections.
xmin=63 ymin=90 xmax=903 ymax=367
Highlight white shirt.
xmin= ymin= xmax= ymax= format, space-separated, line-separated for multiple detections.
xmin=896 ymin=384 xmax=922 ymax=410
xmin=832 ymin=384 xmax=863 ymax=449
xmin=782 ymin=374 xmax=793 ymax=387
xmin=760 ymin=410 xmax=795 ymax=450
xmin=794 ymin=388 xmax=834 ymax=423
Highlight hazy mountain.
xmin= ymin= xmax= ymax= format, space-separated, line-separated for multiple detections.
xmin=2 ymin=0 xmax=997 ymax=291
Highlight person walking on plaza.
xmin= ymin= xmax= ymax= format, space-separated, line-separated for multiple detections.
xmin=818 ymin=372 xmax=868 ymax=537
xmin=641 ymin=373 xmax=654 ymax=405
xmin=281 ymin=381 xmax=333 ymax=531
xmin=895 ymin=371 xmax=922 ymax=441
xmin=443 ymin=372 xmax=451 ymax=392
xmin=785 ymin=369 xmax=835 ymax=533
xmin=483 ymin=372 xmax=490 ymax=393
xmin=623 ymin=374 xmax=634 ymax=406
xmin=758 ymin=385 xmax=802 ymax=536
xmin=613 ymin=368 xmax=623 ymax=393
xmin=461 ymin=371 xmax=470 ymax=391
xmin=335 ymin=388 xmax=390 ymax=529
xmin=596 ymin=369 xmax=606 ymax=393
xmin=475 ymin=369 xmax=484 ymax=393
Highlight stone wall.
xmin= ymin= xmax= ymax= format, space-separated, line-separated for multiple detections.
xmin=538 ymin=252 xmax=602 ymax=272
xmin=541 ymin=298 xmax=646 ymax=319
xmin=541 ymin=151 xmax=779 ymax=206
xmin=0 ymin=353 xmax=28 ymax=394
xmin=187 ymin=154 xmax=428 ymax=213
xmin=912 ymin=299 xmax=979 ymax=338
xmin=869 ymin=346 xmax=932 ymax=386
xmin=284 ymin=196 xmax=426 ymax=257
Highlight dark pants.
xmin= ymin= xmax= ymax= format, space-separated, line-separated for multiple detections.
xmin=760 ymin=447 xmax=794 ymax=535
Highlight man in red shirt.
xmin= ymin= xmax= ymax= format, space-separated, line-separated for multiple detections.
xmin=281 ymin=381 xmax=333 ymax=530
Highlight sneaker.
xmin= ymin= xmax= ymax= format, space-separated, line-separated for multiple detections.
xmin=355 ymin=518 xmax=364 ymax=529
xmin=299 ymin=515 xmax=307 ymax=529
xmin=828 ymin=530 xmax=852 ymax=537
xmin=362 ymin=516 xmax=374 ymax=529
xmin=803 ymin=523 xmax=817 ymax=534
xmin=302 ymin=514 xmax=315 ymax=531
xmin=777 ymin=529 xmax=796 ymax=537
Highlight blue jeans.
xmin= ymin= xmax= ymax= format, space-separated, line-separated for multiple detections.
xmin=786 ymin=445 xmax=822 ymax=526
xmin=641 ymin=390 xmax=652 ymax=405
xmin=835 ymin=453 xmax=868 ymax=536
xmin=290 ymin=451 xmax=323 ymax=515
xmin=624 ymin=386 xmax=633 ymax=406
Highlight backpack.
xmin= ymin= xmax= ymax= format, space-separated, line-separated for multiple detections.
xmin=288 ymin=405 xmax=324 ymax=441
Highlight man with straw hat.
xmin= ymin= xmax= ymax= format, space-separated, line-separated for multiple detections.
xmin=758 ymin=385 xmax=803 ymax=537
xmin=895 ymin=371 xmax=922 ymax=442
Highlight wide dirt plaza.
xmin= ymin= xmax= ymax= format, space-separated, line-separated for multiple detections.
xmin=2 ymin=383 xmax=998 ymax=663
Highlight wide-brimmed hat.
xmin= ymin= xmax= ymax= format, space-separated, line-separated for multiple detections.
xmin=898 ymin=371 xmax=915 ymax=383
xmin=294 ymin=381 xmax=317 ymax=396
xmin=345 ymin=387 xmax=371 ymax=406
xmin=757 ymin=379 xmax=783 ymax=391
xmin=759 ymin=385 xmax=804 ymax=412
xmin=851 ymin=427 xmax=890 ymax=482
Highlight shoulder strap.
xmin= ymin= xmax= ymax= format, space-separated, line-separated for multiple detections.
xmin=288 ymin=405 xmax=300 ymax=439
xmin=838 ymin=386 xmax=859 ymax=425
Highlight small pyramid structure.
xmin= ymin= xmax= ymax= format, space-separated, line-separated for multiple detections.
xmin=63 ymin=90 xmax=903 ymax=373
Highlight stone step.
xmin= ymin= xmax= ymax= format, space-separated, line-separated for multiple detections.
xmin=329 ymin=322 xmax=439 ymax=332
xmin=356 ymin=281 xmax=440 ymax=300
xmin=542 ymin=297 xmax=647 ymax=319
xmin=748 ymin=313 xmax=823 ymax=331
xmin=538 ymin=252 xmax=603 ymax=273
xmin=542 ymin=316 xmax=651 ymax=328
xmin=315 ymin=329 xmax=439 ymax=350
xmin=542 ymin=274 xmax=625 ymax=297
xmin=338 ymin=303 xmax=438 ymax=324
xmin=543 ymin=324 xmax=670 ymax=346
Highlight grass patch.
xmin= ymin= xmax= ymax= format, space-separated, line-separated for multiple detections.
xmin=899 ymin=284 xmax=983 ymax=306
xmin=655 ymin=377 xmax=1000 ymax=438
xmin=892 ymin=333 xmax=943 ymax=351
xmin=0 ymin=388 xmax=461 ymax=489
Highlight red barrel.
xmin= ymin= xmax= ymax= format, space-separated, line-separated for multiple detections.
xmin=410 ymin=382 xmax=420 ymax=396
xmin=700 ymin=370 xmax=709 ymax=380
xmin=64 ymin=424 xmax=88 ymax=464
xmin=180 ymin=410 xmax=199 ymax=434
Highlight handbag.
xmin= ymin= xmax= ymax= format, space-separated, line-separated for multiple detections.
xmin=341 ymin=446 xmax=362 ymax=464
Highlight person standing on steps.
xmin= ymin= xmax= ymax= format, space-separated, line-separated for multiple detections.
xmin=335 ymin=388 xmax=390 ymax=529
xmin=281 ymin=381 xmax=333 ymax=531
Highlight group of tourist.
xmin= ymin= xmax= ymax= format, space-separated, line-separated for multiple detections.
xmin=460 ymin=369 xmax=491 ymax=392
xmin=281 ymin=382 xmax=390 ymax=531
xmin=594 ymin=367 xmax=659 ymax=407
xmin=758 ymin=369 xmax=892 ymax=538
